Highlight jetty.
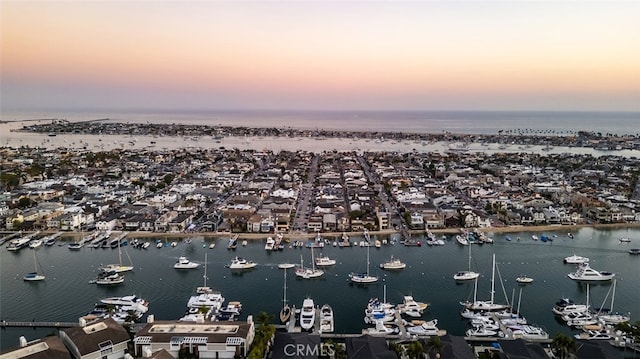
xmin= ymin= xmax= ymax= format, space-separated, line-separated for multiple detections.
xmin=0 ymin=320 xmax=78 ymax=328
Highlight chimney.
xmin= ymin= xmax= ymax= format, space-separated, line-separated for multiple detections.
xmin=79 ymin=317 xmax=87 ymax=327
xmin=19 ymin=336 xmax=27 ymax=347
xmin=147 ymin=314 xmax=154 ymax=323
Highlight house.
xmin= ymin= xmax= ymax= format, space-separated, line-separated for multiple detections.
xmin=0 ymin=335 xmax=71 ymax=359
xmin=345 ymin=335 xmax=397 ymax=359
xmin=132 ymin=318 xmax=255 ymax=359
xmin=270 ymin=332 xmax=321 ymax=359
xmin=59 ymin=317 xmax=130 ymax=359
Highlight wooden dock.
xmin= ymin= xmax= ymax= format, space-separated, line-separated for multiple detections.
xmin=0 ymin=321 xmax=78 ymax=328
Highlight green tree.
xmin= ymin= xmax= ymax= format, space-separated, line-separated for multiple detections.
xmin=407 ymin=340 xmax=424 ymax=359
xmin=551 ymin=333 xmax=577 ymax=359
xmin=425 ymin=336 xmax=443 ymax=358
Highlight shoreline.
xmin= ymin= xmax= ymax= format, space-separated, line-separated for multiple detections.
xmin=4 ymin=222 xmax=638 ymax=242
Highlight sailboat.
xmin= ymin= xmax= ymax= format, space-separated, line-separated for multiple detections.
xmin=295 ymin=246 xmax=324 ymax=279
xmin=461 ymin=254 xmax=509 ymax=311
xmin=279 ymin=267 xmax=291 ymax=323
xmin=23 ymin=249 xmax=45 ymax=281
xmin=453 ymin=241 xmax=479 ymax=281
xmin=349 ymin=236 xmax=379 ymax=283
xmin=100 ymin=233 xmax=133 ymax=273
xmin=596 ymin=279 xmax=630 ymax=324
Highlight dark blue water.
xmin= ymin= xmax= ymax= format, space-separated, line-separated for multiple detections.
xmin=1 ymin=227 xmax=638 ymax=349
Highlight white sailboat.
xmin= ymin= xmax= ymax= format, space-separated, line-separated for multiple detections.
xmin=349 ymin=237 xmax=379 ymax=283
xmin=461 ymin=254 xmax=510 ymax=311
xmin=279 ymin=268 xmax=291 ymax=323
xmin=295 ymin=246 xmax=324 ymax=279
xmin=100 ymin=233 xmax=134 ymax=273
xmin=596 ymin=279 xmax=630 ymax=324
xmin=453 ymin=241 xmax=479 ymax=281
xmin=23 ymin=249 xmax=45 ymax=281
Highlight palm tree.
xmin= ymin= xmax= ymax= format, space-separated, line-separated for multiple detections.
xmin=407 ymin=340 xmax=424 ymax=359
xmin=551 ymin=333 xmax=577 ymax=359
xmin=425 ymin=336 xmax=443 ymax=358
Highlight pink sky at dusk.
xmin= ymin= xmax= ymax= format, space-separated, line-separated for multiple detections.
xmin=1 ymin=1 xmax=639 ymax=111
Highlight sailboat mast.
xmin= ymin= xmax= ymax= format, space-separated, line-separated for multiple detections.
xmin=283 ymin=268 xmax=288 ymax=307
xmin=490 ymin=253 xmax=496 ymax=304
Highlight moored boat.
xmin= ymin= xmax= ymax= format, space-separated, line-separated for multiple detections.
xmin=564 ymin=254 xmax=589 ymax=264
xmin=300 ymin=298 xmax=315 ymax=331
xmin=516 ymin=275 xmax=534 ymax=284
xmin=379 ymin=256 xmax=406 ymax=270
xmin=227 ymin=256 xmax=257 ymax=270
xmin=320 ymin=304 xmax=334 ymax=332
xmin=173 ymin=256 xmax=200 ymax=269
xmin=567 ymin=263 xmax=615 ymax=281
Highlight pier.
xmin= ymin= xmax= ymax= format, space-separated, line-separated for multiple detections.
xmin=0 ymin=320 xmax=78 ymax=328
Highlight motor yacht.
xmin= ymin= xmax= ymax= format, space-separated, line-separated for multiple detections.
xmin=516 ymin=275 xmax=534 ymax=284
xmin=407 ymin=319 xmax=440 ymax=336
xmin=173 ymin=256 xmax=200 ymax=269
xmin=564 ymin=254 xmax=589 ymax=264
xmin=300 ymin=298 xmax=315 ymax=331
xmin=320 ymin=304 xmax=334 ymax=333
xmin=379 ymin=256 xmax=406 ymax=270
xmin=567 ymin=263 xmax=615 ymax=281
xmin=227 ymin=257 xmax=257 ymax=270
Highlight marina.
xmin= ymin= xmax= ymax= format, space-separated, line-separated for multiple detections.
xmin=1 ymin=226 xmax=638 ymax=350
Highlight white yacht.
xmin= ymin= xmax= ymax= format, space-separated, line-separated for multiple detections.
xmin=93 ymin=271 xmax=125 ymax=285
xmin=227 ymin=257 xmax=257 ymax=270
xmin=264 ymin=237 xmax=275 ymax=251
xmin=300 ymin=298 xmax=315 ymax=331
xmin=379 ymin=256 xmax=406 ymax=270
xmin=564 ymin=254 xmax=589 ymax=264
xmin=320 ymin=304 xmax=334 ymax=333
xmin=101 ymin=295 xmax=149 ymax=313
xmin=510 ymin=325 xmax=549 ymax=340
xmin=407 ymin=319 xmax=440 ymax=336
xmin=314 ymin=254 xmax=336 ymax=267
xmin=567 ymin=263 xmax=615 ymax=281
xmin=28 ymin=239 xmax=43 ymax=249
xmin=398 ymin=296 xmax=428 ymax=317
xmin=363 ymin=319 xmax=399 ymax=336
xmin=173 ymin=256 xmax=200 ymax=269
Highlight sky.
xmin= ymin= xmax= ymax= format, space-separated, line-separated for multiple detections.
xmin=1 ymin=1 xmax=639 ymax=112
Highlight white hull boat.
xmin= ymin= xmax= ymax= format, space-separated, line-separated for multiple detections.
xmin=174 ymin=256 xmax=200 ymax=269
xmin=320 ymin=304 xmax=334 ymax=333
xmin=227 ymin=257 xmax=257 ymax=270
xmin=379 ymin=256 xmax=406 ymax=270
xmin=567 ymin=263 xmax=615 ymax=281
xmin=300 ymin=298 xmax=315 ymax=331
xmin=564 ymin=254 xmax=589 ymax=264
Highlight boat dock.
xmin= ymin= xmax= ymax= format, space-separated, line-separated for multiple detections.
xmin=0 ymin=232 xmax=21 ymax=246
xmin=0 ymin=320 xmax=78 ymax=328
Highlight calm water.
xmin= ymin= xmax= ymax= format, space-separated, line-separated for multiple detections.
xmin=1 ymin=227 xmax=638 ymax=349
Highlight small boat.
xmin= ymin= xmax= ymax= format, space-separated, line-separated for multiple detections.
xmin=629 ymin=248 xmax=640 ymax=255
xmin=209 ymin=242 xmax=215 ymax=249
xmin=227 ymin=234 xmax=239 ymax=250
xmin=619 ymin=237 xmax=631 ymax=243
xmin=465 ymin=326 xmax=497 ymax=337
xmin=28 ymin=239 xmax=43 ymax=249
xmin=24 ymin=249 xmax=45 ymax=281
xmin=379 ymin=256 xmax=406 ymax=270
xmin=564 ymin=254 xmax=589 ymax=264
xmin=141 ymin=242 xmax=150 ymax=250
xmin=568 ymin=232 xmax=574 ymax=239
xmin=156 ymin=241 xmax=163 ymax=249
xmin=567 ymin=263 xmax=615 ymax=281
xmin=227 ymin=257 xmax=257 ymax=270
xmin=300 ymin=298 xmax=315 ymax=331
xmin=265 ymin=237 xmax=275 ymax=251
xmin=516 ymin=275 xmax=534 ymax=284
xmin=407 ymin=319 xmax=439 ymax=336
xmin=531 ymin=235 xmax=539 ymax=241
xmin=314 ymin=254 xmax=336 ymax=267
xmin=93 ymin=271 xmax=125 ymax=285
xmin=278 ymin=263 xmax=296 ymax=269
xmin=505 ymin=236 xmax=512 ymax=242
xmin=241 ymin=240 xmax=248 ymax=247
xmin=320 ymin=304 xmax=334 ymax=332
xmin=173 ymin=256 xmax=200 ymax=269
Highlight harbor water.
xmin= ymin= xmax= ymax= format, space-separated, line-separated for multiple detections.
xmin=1 ymin=227 xmax=638 ymax=350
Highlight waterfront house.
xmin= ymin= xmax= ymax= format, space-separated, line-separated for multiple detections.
xmin=133 ymin=317 xmax=254 ymax=359
xmin=0 ymin=335 xmax=70 ymax=359
xmin=60 ymin=317 xmax=130 ymax=359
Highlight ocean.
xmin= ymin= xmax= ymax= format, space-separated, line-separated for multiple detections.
xmin=2 ymin=109 xmax=639 ymax=135
xmin=1 ymin=228 xmax=639 ymax=350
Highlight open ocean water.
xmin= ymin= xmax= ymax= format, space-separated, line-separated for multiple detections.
xmin=1 ymin=228 xmax=639 ymax=349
